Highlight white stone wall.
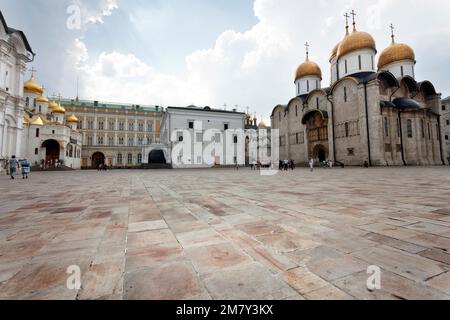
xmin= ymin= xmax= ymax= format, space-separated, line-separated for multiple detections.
xmin=380 ymin=60 xmax=415 ymax=79
xmin=295 ymin=76 xmax=321 ymax=96
xmin=337 ymin=49 xmax=376 ymax=79
xmin=21 ymin=123 xmax=82 ymax=169
xmin=162 ymin=107 xmax=245 ymax=168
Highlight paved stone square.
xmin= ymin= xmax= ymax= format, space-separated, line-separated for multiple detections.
xmin=0 ymin=167 xmax=449 ymax=300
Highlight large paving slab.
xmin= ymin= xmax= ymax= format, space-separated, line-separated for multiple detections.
xmin=0 ymin=167 xmax=449 ymax=300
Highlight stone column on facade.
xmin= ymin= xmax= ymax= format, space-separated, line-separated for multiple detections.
xmin=0 ymin=120 xmax=6 ymax=157
xmin=366 ymin=82 xmax=385 ymax=166
xmin=414 ymin=115 xmax=424 ymax=165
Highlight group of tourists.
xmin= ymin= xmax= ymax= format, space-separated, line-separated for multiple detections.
xmin=279 ymin=160 xmax=296 ymax=171
xmin=7 ymin=156 xmax=30 ymax=180
xmin=97 ymin=163 xmax=110 ymax=171
xmin=40 ymin=159 xmax=63 ymax=170
xmin=250 ymin=161 xmax=271 ymax=170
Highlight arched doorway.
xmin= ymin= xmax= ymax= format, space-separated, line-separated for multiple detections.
xmin=313 ymin=145 xmax=328 ymax=163
xmin=92 ymin=152 xmax=105 ymax=169
xmin=42 ymin=140 xmax=60 ymax=162
xmin=149 ymin=150 xmax=166 ymax=164
xmin=302 ymin=110 xmax=329 ymax=162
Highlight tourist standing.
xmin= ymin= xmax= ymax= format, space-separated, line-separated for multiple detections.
xmin=9 ymin=156 xmax=19 ymax=180
xmin=21 ymin=158 xmax=31 ymax=179
xmin=309 ymin=158 xmax=314 ymax=172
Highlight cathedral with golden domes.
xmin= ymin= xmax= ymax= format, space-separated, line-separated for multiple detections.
xmin=20 ymin=69 xmax=83 ymax=169
xmin=271 ymin=12 xmax=447 ymax=167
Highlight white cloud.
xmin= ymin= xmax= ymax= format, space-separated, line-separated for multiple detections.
xmin=70 ymin=0 xmax=450 ymax=123
xmin=73 ymin=0 xmax=119 ymax=25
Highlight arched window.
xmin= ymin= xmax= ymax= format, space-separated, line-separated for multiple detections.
xmin=407 ymin=120 xmax=413 ymax=138
xmin=127 ymin=153 xmax=133 ymax=164
xmin=117 ymin=153 xmax=122 ymax=164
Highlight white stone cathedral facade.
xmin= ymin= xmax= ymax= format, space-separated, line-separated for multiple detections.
xmin=272 ymin=15 xmax=447 ymax=167
xmin=0 ymin=11 xmax=34 ymax=171
xmin=0 ymin=10 xmax=82 ymax=172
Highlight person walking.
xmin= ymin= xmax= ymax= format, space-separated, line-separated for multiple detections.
xmin=21 ymin=158 xmax=31 ymax=179
xmin=309 ymin=158 xmax=314 ymax=172
xmin=9 ymin=156 xmax=19 ymax=180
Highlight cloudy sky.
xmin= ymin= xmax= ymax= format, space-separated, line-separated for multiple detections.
xmin=1 ymin=0 xmax=450 ymax=121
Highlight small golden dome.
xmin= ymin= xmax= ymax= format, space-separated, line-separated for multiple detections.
xmin=66 ymin=114 xmax=78 ymax=123
xmin=378 ymin=42 xmax=415 ymax=69
xmin=52 ymin=103 xmax=66 ymax=114
xmin=258 ymin=118 xmax=267 ymax=129
xmin=30 ymin=115 xmax=45 ymax=126
xmin=48 ymin=101 xmax=58 ymax=110
xmin=24 ymin=74 xmax=43 ymax=95
xmin=337 ymin=30 xmax=376 ymax=59
xmin=295 ymin=58 xmax=322 ymax=81
xmin=36 ymin=96 xmax=49 ymax=104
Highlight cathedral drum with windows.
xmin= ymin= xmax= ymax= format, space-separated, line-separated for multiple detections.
xmin=271 ymin=13 xmax=447 ymax=167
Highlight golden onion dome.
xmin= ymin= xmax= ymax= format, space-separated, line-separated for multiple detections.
xmin=330 ymin=41 xmax=341 ymax=61
xmin=24 ymin=75 xmax=43 ymax=95
xmin=378 ymin=41 xmax=415 ymax=69
xmin=295 ymin=58 xmax=322 ymax=81
xmin=36 ymin=96 xmax=49 ymax=104
xmin=52 ymin=103 xmax=66 ymax=114
xmin=337 ymin=30 xmax=376 ymax=59
xmin=66 ymin=114 xmax=78 ymax=123
xmin=48 ymin=101 xmax=58 ymax=110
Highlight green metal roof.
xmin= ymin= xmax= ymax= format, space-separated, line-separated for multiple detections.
xmin=60 ymin=99 xmax=163 ymax=113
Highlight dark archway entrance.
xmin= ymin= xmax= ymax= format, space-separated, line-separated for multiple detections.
xmin=149 ymin=150 xmax=166 ymax=164
xmin=42 ymin=140 xmax=60 ymax=162
xmin=313 ymin=145 xmax=327 ymax=163
xmin=92 ymin=152 xmax=105 ymax=169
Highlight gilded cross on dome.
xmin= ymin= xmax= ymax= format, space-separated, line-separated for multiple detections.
xmin=350 ymin=10 xmax=357 ymax=30
xmin=304 ymin=42 xmax=310 ymax=60
xmin=390 ymin=23 xmax=395 ymax=43
xmin=29 ymin=66 xmax=37 ymax=79
xmin=344 ymin=12 xmax=350 ymax=34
